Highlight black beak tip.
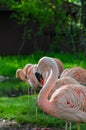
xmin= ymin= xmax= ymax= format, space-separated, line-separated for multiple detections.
xmin=25 ymin=75 xmax=28 ymax=79
xmin=35 ymin=72 xmax=38 ymax=77
xmin=35 ymin=72 xmax=40 ymax=79
xmin=35 ymin=72 xmax=43 ymax=83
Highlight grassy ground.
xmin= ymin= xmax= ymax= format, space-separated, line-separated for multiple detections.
xmin=0 ymin=52 xmax=86 ymax=129
xmin=0 ymin=95 xmax=86 ymax=130
xmin=0 ymin=52 xmax=86 ymax=77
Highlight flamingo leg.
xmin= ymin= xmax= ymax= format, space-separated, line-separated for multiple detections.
xmin=65 ymin=122 xmax=72 ymax=130
xmin=69 ymin=122 xmax=72 ymax=130
xmin=77 ymin=123 xmax=80 ymax=130
xmin=65 ymin=121 xmax=68 ymax=130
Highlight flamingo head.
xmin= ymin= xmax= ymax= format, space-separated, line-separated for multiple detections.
xmin=35 ymin=72 xmax=44 ymax=85
xmin=16 ymin=69 xmax=28 ymax=82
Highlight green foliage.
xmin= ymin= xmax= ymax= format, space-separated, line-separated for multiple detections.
xmin=0 ymin=0 xmax=83 ymax=54
xmin=0 ymin=52 xmax=86 ymax=78
xmin=0 ymin=0 xmax=66 ymax=30
xmin=0 ymin=55 xmax=36 ymax=77
xmin=66 ymin=0 xmax=81 ymax=5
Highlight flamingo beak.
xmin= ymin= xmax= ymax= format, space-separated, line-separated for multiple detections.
xmin=35 ymin=72 xmax=44 ymax=85
xmin=25 ymin=75 xmax=28 ymax=80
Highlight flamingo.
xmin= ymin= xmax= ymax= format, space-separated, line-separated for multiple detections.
xmin=16 ymin=64 xmax=33 ymax=82
xmin=35 ymin=61 xmax=80 ymax=130
xmin=60 ymin=68 xmax=70 ymax=78
xmin=16 ymin=59 xmax=79 ymax=129
xmin=16 ymin=64 xmax=43 ymax=88
xmin=16 ymin=64 xmax=39 ymax=87
xmin=35 ymin=56 xmax=86 ymax=130
xmin=16 ymin=68 xmax=27 ymax=82
xmin=16 ymin=64 xmax=37 ymax=95
xmin=25 ymin=58 xmax=64 ymax=87
xmin=16 ymin=57 xmax=64 ymax=88
xmin=25 ymin=64 xmax=41 ymax=88
xmin=60 ymin=67 xmax=86 ymax=85
xmin=53 ymin=58 xmax=64 ymax=76
xmin=48 ymin=76 xmax=80 ymax=99
xmin=35 ymin=75 xmax=80 ymax=130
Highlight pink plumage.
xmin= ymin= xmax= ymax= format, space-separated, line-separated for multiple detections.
xmin=35 ymin=56 xmax=86 ymax=130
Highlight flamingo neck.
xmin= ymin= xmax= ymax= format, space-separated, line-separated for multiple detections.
xmin=38 ymin=66 xmax=59 ymax=114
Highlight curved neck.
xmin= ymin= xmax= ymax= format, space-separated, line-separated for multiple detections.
xmin=38 ymin=65 xmax=59 ymax=115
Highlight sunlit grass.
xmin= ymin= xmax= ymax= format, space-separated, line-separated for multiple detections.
xmin=0 ymin=55 xmax=37 ymax=77
xmin=0 ymin=52 xmax=86 ymax=77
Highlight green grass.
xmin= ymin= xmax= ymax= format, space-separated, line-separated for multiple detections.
xmin=0 ymin=55 xmax=37 ymax=77
xmin=0 ymin=52 xmax=86 ymax=129
xmin=0 ymin=52 xmax=86 ymax=78
xmin=0 ymin=95 xmax=86 ymax=130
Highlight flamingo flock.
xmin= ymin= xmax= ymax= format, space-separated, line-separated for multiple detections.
xmin=16 ymin=56 xmax=86 ymax=130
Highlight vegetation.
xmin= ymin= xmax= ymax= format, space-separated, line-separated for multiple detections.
xmin=0 ymin=79 xmax=28 ymax=97
xmin=0 ymin=0 xmax=86 ymax=56
xmin=0 ymin=0 xmax=86 ymax=129
xmin=0 ymin=52 xmax=86 ymax=77
xmin=0 ymin=52 xmax=86 ymax=97
xmin=0 ymin=51 xmax=86 ymax=78
xmin=0 ymin=95 xmax=86 ymax=130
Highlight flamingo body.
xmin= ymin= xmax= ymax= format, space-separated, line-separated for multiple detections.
xmin=49 ymin=76 xmax=80 ymax=98
xmin=50 ymin=84 xmax=86 ymax=123
xmin=60 ymin=67 xmax=86 ymax=85
xmin=35 ymin=56 xmax=86 ymax=129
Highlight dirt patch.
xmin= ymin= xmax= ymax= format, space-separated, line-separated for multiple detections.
xmin=0 ymin=119 xmax=64 ymax=130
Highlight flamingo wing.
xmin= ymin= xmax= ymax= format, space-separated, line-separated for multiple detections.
xmin=50 ymin=84 xmax=86 ymax=122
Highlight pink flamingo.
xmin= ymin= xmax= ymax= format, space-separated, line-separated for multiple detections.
xmin=53 ymin=58 xmax=64 ymax=76
xmin=16 ymin=64 xmax=33 ymax=82
xmin=60 ymin=67 xmax=86 ymax=85
xmin=25 ymin=64 xmax=40 ymax=88
xmin=16 ymin=58 xmax=64 ymax=88
xmin=16 ymin=64 xmax=43 ymax=88
xmin=25 ymin=58 xmax=64 ymax=87
xmin=16 ymin=64 xmax=36 ymax=94
xmin=16 ymin=59 xmax=79 ymax=129
xmin=35 ymin=56 xmax=86 ymax=130
xmin=36 ymin=75 xmax=80 ymax=130
xmin=16 ymin=68 xmax=27 ymax=82
xmin=48 ymin=76 xmax=80 ymax=99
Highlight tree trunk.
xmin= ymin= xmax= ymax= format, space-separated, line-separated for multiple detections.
xmin=81 ymin=0 xmax=86 ymax=28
